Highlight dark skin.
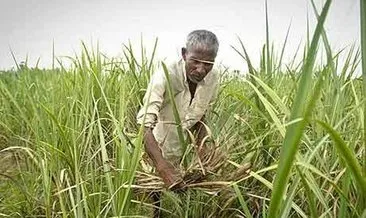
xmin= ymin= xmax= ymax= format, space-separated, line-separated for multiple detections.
xmin=143 ymin=46 xmax=217 ymax=188
xmin=143 ymin=127 xmax=182 ymax=188
xmin=190 ymin=115 xmax=209 ymax=158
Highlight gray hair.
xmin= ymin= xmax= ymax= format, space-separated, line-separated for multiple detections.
xmin=186 ymin=30 xmax=219 ymax=54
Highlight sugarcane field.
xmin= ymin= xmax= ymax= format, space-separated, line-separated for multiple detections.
xmin=1 ymin=0 xmax=366 ymax=217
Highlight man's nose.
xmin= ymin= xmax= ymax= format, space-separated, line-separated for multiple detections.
xmin=196 ymin=64 xmax=206 ymax=74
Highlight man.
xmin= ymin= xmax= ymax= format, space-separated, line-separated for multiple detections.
xmin=137 ymin=29 xmax=219 ymax=189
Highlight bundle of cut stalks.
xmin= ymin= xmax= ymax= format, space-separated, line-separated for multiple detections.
xmin=134 ymin=143 xmax=251 ymax=194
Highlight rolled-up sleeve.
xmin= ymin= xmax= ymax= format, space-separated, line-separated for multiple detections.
xmin=136 ymin=69 xmax=166 ymax=128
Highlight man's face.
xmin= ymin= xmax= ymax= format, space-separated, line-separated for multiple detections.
xmin=182 ymin=46 xmax=217 ymax=84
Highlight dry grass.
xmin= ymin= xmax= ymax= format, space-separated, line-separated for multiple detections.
xmin=134 ymin=144 xmax=251 ymax=195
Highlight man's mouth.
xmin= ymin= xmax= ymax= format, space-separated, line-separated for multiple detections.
xmin=192 ymin=75 xmax=202 ymax=82
xmin=190 ymin=72 xmax=203 ymax=81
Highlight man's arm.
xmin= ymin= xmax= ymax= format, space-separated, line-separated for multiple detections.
xmin=193 ymin=115 xmax=208 ymax=147
xmin=137 ymin=68 xmax=183 ymax=189
xmin=143 ymin=127 xmax=182 ymax=188
xmin=190 ymin=115 xmax=211 ymax=159
xmin=194 ymin=75 xmax=219 ymax=152
xmin=192 ymin=72 xmax=219 ymax=146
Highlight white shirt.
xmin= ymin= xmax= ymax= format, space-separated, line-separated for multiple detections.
xmin=136 ymin=60 xmax=219 ymax=160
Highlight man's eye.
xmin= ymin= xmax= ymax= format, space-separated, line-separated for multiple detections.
xmin=192 ymin=59 xmax=199 ymax=64
xmin=205 ymin=63 xmax=212 ymax=67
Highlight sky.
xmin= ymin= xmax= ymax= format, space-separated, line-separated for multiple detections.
xmin=0 ymin=0 xmax=360 ymax=71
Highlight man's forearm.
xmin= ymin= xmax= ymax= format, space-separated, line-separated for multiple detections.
xmin=143 ymin=127 xmax=183 ymax=188
xmin=193 ymin=115 xmax=208 ymax=147
xmin=143 ymin=127 xmax=165 ymax=168
xmin=196 ymin=123 xmax=207 ymax=147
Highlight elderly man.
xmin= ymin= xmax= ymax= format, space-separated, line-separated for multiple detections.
xmin=137 ymin=29 xmax=219 ymax=189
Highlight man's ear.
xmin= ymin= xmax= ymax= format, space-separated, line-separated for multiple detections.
xmin=181 ymin=47 xmax=187 ymax=61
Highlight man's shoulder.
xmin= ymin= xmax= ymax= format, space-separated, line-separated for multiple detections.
xmin=205 ymin=67 xmax=220 ymax=85
xmin=163 ymin=59 xmax=184 ymax=74
xmin=149 ymin=60 xmax=184 ymax=89
xmin=151 ymin=59 xmax=181 ymax=77
xmin=156 ymin=59 xmax=184 ymax=82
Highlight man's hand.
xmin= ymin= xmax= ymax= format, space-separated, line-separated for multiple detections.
xmin=156 ymin=160 xmax=184 ymax=190
xmin=143 ymin=127 xmax=184 ymax=190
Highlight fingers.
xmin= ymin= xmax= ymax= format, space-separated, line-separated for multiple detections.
xmin=156 ymin=161 xmax=185 ymax=190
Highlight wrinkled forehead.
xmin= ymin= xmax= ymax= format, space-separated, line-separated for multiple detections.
xmin=186 ymin=44 xmax=217 ymax=61
xmin=187 ymin=43 xmax=216 ymax=53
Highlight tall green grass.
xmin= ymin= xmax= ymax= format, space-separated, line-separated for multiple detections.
xmin=0 ymin=43 xmax=153 ymax=217
xmin=360 ymin=0 xmax=366 ymax=178
xmin=0 ymin=1 xmax=365 ymax=217
xmin=268 ymin=0 xmax=331 ymax=216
